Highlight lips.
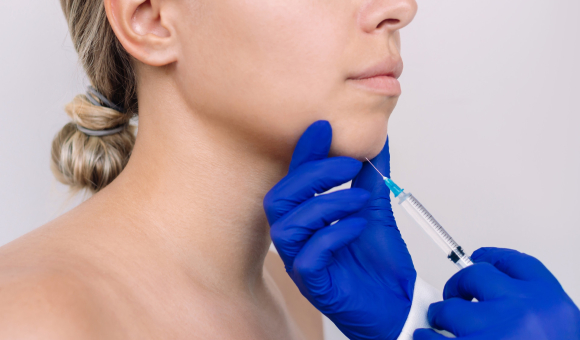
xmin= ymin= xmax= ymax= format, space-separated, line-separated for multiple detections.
xmin=347 ymin=57 xmax=404 ymax=80
xmin=346 ymin=57 xmax=404 ymax=96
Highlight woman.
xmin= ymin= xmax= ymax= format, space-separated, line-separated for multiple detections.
xmin=0 ymin=0 xmax=419 ymax=338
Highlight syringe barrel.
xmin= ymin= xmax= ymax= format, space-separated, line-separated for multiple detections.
xmin=398 ymin=192 xmax=473 ymax=270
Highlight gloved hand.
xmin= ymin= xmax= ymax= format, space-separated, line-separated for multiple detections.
xmin=263 ymin=120 xmax=416 ymax=340
xmin=414 ymin=247 xmax=580 ymax=339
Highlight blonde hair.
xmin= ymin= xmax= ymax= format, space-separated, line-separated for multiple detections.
xmin=51 ymin=0 xmax=138 ymax=195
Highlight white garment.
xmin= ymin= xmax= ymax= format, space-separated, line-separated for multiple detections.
xmin=322 ymin=275 xmax=454 ymax=340
xmin=396 ymin=276 xmax=455 ymax=339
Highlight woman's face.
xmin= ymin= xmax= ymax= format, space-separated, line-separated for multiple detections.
xmin=172 ymin=0 xmax=418 ymax=160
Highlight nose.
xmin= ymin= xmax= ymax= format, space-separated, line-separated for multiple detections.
xmin=358 ymin=0 xmax=418 ymax=33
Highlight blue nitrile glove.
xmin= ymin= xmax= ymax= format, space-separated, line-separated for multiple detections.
xmin=414 ymin=247 xmax=580 ymax=340
xmin=263 ymin=120 xmax=416 ymax=340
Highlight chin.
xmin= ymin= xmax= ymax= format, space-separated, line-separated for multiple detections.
xmin=327 ymin=115 xmax=389 ymax=161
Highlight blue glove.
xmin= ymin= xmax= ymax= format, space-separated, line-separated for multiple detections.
xmin=263 ymin=120 xmax=416 ymax=340
xmin=414 ymin=247 xmax=580 ymax=339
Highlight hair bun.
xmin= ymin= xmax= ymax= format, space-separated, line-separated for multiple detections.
xmin=68 ymin=94 xmax=131 ymax=130
xmin=50 ymin=95 xmax=136 ymax=194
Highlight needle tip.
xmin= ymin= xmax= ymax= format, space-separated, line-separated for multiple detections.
xmin=364 ymin=157 xmax=386 ymax=178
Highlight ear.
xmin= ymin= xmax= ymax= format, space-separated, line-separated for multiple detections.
xmin=105 ymin=0 xmax=177 ymax=66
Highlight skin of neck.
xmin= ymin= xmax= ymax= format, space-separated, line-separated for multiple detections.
xmin=86 ymin=64 xmax=293 ymax=298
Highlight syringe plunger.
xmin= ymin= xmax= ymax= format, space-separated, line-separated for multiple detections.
xmin=397 ymin=191 xmax=473 ymax=269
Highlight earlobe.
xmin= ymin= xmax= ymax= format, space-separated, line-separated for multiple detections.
xmin=105 ymin=0 xmax=177 ymax=67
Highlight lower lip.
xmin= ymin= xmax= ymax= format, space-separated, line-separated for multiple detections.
xmin=346 ymin=76 xmax=401 ymax=96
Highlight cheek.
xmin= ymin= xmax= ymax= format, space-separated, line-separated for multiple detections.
xmin=174 ymin=0 xmax=396 ymax=160
xmin=175 ymin=0 xmax=348 ymax=134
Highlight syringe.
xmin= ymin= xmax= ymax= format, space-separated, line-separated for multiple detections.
xmin=365 ymin=158 xmax=473 ymax=270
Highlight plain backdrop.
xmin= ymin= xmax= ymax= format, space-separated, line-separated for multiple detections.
xmin=0 ymin=1 xmax=578 ymax=339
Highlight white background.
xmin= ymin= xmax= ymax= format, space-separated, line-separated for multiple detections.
xmin=0 ymin=1 xmax=578 ymax=339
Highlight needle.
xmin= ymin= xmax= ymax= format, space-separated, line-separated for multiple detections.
xmin=365 ymin=157 xmax=386 ymax=179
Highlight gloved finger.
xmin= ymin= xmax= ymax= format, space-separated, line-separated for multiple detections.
xmin=350 ymin=136 xmax=398 ymax=225
xmin=288 ymin=120 xmax=332 ymax=173
xmin=264 ymin=156 xmax=362 ymax=225
xmin=350 ymin=171 xmax=395 ymax=223
xmin=351 ymin=136 xmax=391 ymax=192
xmin=291 ymin=217 xmax=368 ymax=298
xmin=428 ymin=298 xmax=503 ymax=337
xmin=271 ymin=188 xmax=370 ymax=270
xmin=347 ymin=180 xmax=416 ymax=296
xmin=412 ymin=329 xmax=450 ymax=340
xmin=444 ymin=262 xmax=517 ymax=301
xmin=471 ymin=247 xmax=558 ymax=283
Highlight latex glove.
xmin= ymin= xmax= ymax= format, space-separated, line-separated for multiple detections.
xmin=263 ymin=120 xmax=416 ymax=340
xmin=414 ymin=247 xmax=580 ymax=339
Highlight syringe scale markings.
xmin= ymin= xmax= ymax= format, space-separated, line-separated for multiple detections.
xmin=365 ymin=158 xmax=473 ymax=270
xmin=410 ymin=199 xmax=454 ymax=245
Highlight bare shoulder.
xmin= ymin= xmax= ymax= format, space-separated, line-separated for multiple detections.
xmin=0 ymin=223 xmax=123 ymax=340
xmin=264 ymin=250 xmax=323 ymax=340
xmin=0 ymin=265 xmax=115 ymax=340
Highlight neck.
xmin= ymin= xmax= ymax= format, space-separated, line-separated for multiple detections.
xmin=90 ymin=78 xmax=290 ymax=296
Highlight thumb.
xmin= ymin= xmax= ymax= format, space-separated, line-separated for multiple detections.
xmin=351 ymin=135 xmax=395 ymax=222
xmin=472 ymin=247 xmax=558 ymax=283
xmin=288 ymin=120 xmax=332 ymax=172
xmin=351 ymin=135 xmax=391 ymax=192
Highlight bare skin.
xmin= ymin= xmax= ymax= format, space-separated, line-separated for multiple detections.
xmin=0 ymin=0 xmax=417 ymax=338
